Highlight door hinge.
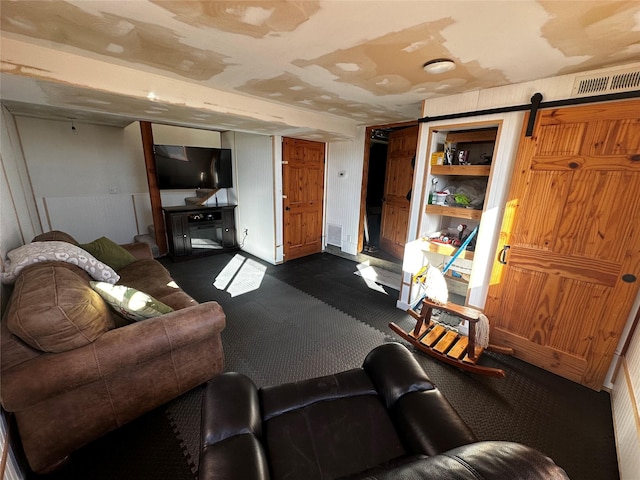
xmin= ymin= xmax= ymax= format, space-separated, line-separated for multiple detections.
xmin=282 ymin=161 xmax=289 ymax=165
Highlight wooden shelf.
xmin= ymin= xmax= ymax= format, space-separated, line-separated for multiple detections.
xmin=425 ymin=204 xmax=482 ymax=220
xmin=446 ymin=129 xmax=497 ymax=143
xmin=417 ymin=238 xmax=475 ymax=261
xmin=431 ymin=165 xmax=491 ymax=176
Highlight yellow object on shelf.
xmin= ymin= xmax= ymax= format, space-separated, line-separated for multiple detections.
xmin=431 ymin=151 xmax=444 ymax=165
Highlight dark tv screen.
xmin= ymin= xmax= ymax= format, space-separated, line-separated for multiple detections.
xmin=154 ymin=145 xmax=232 ymax=189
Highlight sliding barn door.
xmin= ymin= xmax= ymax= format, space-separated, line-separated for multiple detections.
xmin=485 ymin=99 xmax=640 ymax=390
xmin=379 ymin=126 xmax=417 ymax=259
xmin=282 ymin=137 xmax=325 ymax=261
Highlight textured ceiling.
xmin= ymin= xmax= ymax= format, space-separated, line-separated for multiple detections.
xmin=1 ymin=0 xmax=640 ymax=139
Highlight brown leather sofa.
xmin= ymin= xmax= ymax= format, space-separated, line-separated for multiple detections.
xmin=199 ymin=343 xmax=570 ymax=480
xmin=1 ymin=231 xmax=226 ymax=473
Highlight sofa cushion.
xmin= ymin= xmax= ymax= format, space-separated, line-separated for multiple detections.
xmin=90 ymin=281 xmax=174 ymax=321
xmin=6 ymin=263 xmax=114 ymax=353
xmin=80 ymin=236 xmax=136 ymax=271
xmin=32 ymin=230 xmax=79 ymax=245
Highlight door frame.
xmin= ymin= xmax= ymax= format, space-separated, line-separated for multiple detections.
xmin=358 ymin=120 xmax=418 ymax=255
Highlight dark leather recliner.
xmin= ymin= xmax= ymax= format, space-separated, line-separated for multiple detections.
xmin=199 ymin=342 xmax=569 ymax=480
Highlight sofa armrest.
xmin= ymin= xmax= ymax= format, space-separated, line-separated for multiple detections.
xmin=120 ymin=242 xmax=153 ymax=260
xmin=199 ymin=373 xmax=270 ymax=480
xmin=1 ymin=302 xmax=225 ymax=411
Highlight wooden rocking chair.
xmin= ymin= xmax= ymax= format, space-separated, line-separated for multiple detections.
xmin=389 ymin=298 xmax=514 ymax=378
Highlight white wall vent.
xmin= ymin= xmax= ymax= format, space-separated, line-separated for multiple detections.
xmin=327 ymin=224 xmax=342 ymax=247
xmin=572 ymin=67 xmax=640 ymax=97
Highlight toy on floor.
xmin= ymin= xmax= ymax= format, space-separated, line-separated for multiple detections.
xmin=389 ymin=227 xmax=513 ymax=377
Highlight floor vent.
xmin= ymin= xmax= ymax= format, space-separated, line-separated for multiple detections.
xmin=572 ymin=67 xmax=640 ymax=97
xmin=327 ymin=224 xmax=342 ymax=247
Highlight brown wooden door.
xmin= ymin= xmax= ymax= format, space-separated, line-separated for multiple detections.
xmin=283 ymin=137 xmax=325 ymax=261
xmin=485 ymin=99 xmax=640 ymax=390
xmin=379 ymin=126 xmax=417 ymax=259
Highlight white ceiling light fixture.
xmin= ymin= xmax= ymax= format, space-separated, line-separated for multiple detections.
xmin=423 ymin=59 xmax=456 ymax=74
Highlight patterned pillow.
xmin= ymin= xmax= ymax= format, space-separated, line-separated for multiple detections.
xmin=80 ymin=236 xmax=136 ymax=271
xmin=90 ymin=281 xmax=174 ymax=321
xmin=1 ymin=241 xmax=120 ymax=285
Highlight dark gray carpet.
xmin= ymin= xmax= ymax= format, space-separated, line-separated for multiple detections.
xmin=29 ymin=251 xmax=619 ymax=480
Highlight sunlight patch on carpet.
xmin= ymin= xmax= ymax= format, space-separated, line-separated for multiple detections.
xmin=354 ymin=262 xmax=401 ymax=293
xmin=213 ymin=253 xmax=266 ymax=297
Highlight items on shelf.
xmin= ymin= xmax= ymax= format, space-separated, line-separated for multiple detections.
xmin=425 ymin=224 xmax=478 ymax=251
xmin=428 ymin=178 xmax=486 ymax=210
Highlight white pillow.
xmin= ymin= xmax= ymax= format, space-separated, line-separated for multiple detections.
xmin=1 ymin=241 xmax=120 ymax=285
xmin=90 ymin=282 xmax=174 ymax=321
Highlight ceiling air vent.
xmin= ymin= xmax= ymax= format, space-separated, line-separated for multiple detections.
xmin=571 ymin=67 xmax=640 ymax=97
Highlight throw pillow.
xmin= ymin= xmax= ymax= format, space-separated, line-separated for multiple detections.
xmin=7 ymin=263 xmax=114 ymax=353
xmin=90 ymin=281 xmax=174 ymax=321
xmin=80 ymin=237 xmax=136 ymax=271
xmin=1 ymin=241 xmax=120 ymax=285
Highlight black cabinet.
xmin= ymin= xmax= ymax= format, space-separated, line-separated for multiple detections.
xmin=163 ymin=205 xmax=238 ymax=259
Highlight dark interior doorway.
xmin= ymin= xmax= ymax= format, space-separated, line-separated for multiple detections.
xmin=363 ymin=138 xmax=388 ymax=253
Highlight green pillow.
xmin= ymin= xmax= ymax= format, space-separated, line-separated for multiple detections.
xmin=80 ymin=237 xmax=136 ymax=270
xmin=90 ymin=281 xmax=174 ymax=321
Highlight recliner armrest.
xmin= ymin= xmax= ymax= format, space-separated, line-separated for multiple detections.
xmin=200 ymin=373 xmax=270 ymax=480
xmin=202 ymin=373 xmax=262 ymax=446
xmin=391 ymin=390 xmax=476 ymax=455
xmin=341 ymin=441 xmax=570 ymax=480
xmin=363 ymin=343 xmax=477 ymax=455
xmin=363 ymin=342 xmax=434 ymax=409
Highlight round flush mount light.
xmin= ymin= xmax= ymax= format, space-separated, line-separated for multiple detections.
xmin=422 ymin=58 xmax=456 ymax=74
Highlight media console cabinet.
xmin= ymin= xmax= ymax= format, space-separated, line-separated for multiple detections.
xmin=163 ymin=204 xmax=238 ymax=259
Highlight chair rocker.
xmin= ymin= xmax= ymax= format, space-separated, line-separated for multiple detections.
xmin=390 ymin=297 xmax=514 ymax=378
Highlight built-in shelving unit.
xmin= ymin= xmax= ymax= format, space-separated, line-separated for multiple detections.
xmin=406 ymin=123 xmax=500 ymax=304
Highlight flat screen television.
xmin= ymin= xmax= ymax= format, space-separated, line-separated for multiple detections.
xmin=153 ymin=145 xmax=233 ymax=190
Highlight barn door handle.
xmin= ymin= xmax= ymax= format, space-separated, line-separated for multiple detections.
xmin=498 ymin=245 xmax=510 ymax=264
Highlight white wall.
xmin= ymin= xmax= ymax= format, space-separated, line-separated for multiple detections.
xmin=612 ymin=318 xmax=640 ymax=480
xmin=7 ymin=114 xmax=282 ymax=264
xmin=152 ymin=124 xmax=221 ymax=148
xmin=0 ymin=108 xmax=40 ymax=255
xmin=325 ymin=128 xmax=367 ymax=256
xmin=223 ymin=131 xmax=280 ymax=264
xmin=14 ymin=117 xmax=149 ymax=244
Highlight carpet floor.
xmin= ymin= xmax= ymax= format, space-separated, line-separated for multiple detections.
xmin=28 ymin=251 xmax=619 ymax=480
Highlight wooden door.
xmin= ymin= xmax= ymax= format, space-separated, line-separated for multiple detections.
xmin=283 ymin=137 xmax=325 ymax=261
xmin=379 ymin=126 xmax=417 ymax=259
xmin=485 ymin=99 xmax=640 ymax=390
